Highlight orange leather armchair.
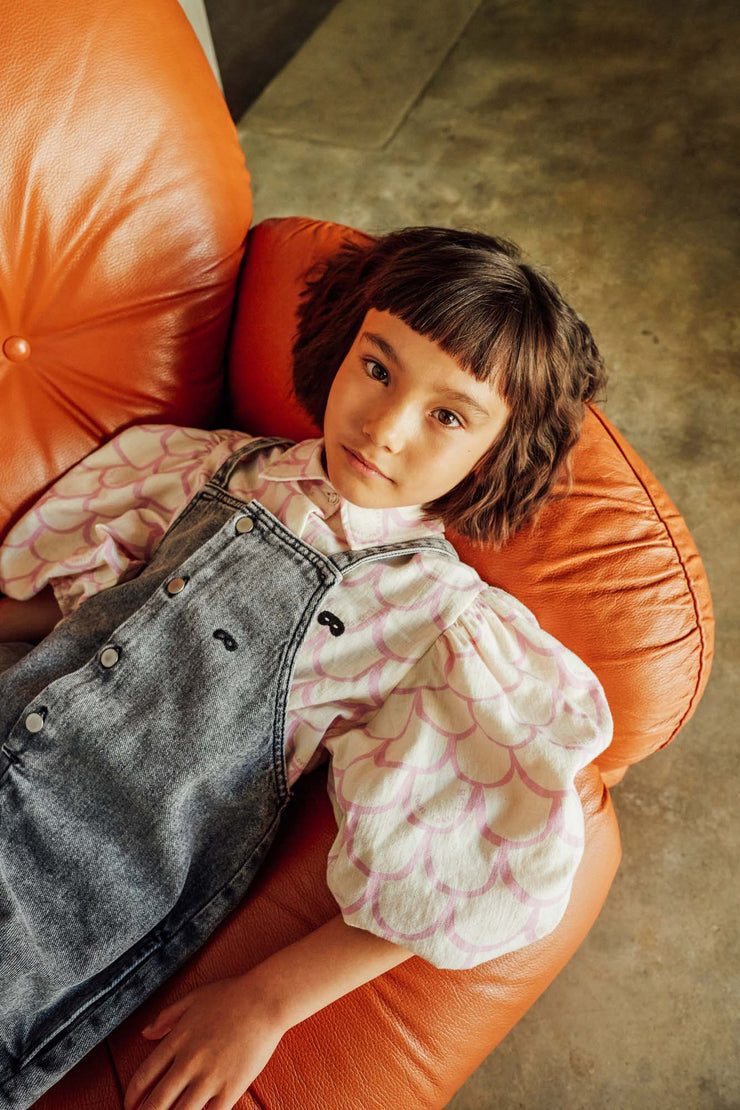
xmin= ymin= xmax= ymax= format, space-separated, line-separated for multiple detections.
xmin=0 ymin=2 xmax=713 ymax=1107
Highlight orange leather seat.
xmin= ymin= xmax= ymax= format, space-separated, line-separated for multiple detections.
xmin=0 ymin=2 xmax=713 ymax=1107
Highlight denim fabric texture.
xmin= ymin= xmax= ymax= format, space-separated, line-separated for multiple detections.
xmin=0 ymin=438 xmax=456 ymax=1108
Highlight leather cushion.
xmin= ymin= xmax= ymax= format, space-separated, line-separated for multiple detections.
xmin=0 ymin=0 xmax=252 ymax=539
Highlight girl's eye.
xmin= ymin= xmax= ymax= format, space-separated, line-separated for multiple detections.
xmin=364 ymin=359 xmax=389 ymax=384
xmin=362 ymin=359 xmax=462 ymax=428
xmin=434 ymin=409 xmax=463 ymax=429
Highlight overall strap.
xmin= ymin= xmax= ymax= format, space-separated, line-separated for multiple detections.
xmin=329 ymin=534 xmax=458 ymax=572
xmin=208 ymin=436 xmax=296 ymax=491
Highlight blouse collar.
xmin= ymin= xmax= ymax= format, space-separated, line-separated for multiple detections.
xmin=259 ymin=437 xmax=446 ymax=549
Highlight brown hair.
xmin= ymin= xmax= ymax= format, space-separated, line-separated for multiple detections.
xmin=292 ymin=226 xmax=607 ymax=545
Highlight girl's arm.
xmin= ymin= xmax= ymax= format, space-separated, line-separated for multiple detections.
xmin=0 ymin=586 xmax=63 ymax=643
xmin=245 ymin=911 xmax=413 ymax=1027
xmin=124 ymin=914 xmax=413 ymax=1110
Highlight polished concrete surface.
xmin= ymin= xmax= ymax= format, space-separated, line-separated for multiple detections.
xmin=237 ymin=0 xmax=739 ymax=1104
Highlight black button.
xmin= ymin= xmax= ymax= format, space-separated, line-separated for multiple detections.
xmin=318 ymin=611 xmax=345 ymax=637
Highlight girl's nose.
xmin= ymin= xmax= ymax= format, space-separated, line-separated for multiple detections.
xmin=362 ymin=401 xmax=411 ymax=451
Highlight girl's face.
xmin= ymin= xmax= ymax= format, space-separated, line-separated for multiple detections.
xmin=323 ymin=309 xmax=510 ymax=509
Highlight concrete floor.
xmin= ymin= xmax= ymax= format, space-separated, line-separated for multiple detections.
xmin=234 ymin=0 xmax=739 ymax=1105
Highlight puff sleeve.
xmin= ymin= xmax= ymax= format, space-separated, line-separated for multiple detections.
xmin=0 ymin=424 xmax=251 ymax=615
xmin=322 ymin=585 xmax=612 ymax=969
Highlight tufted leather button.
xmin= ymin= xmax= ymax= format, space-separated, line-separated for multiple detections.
xmin=235 ymin=516 xmax=254 ymax=534
xmin=166 ymin=577 xmax=187 ymax=595
xmin=99 ymin=646 xmax=120 ymax=669
xmin=3 ymin=336 xmax=31 ymax=362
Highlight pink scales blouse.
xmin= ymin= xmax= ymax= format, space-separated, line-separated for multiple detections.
xmin=0 ymin=424 xmax=612 ymax=969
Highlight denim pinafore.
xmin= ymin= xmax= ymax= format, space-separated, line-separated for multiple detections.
xmin=0 ymin=437 xmax=457 ymax=1109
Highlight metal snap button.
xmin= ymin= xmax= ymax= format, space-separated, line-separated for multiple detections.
xmin=99 ymin=647 xmax=120 ymax=669
xmin=235 ymin=516 xmax=254 ymax=534
xmin=166 ymin=577 xmax=187 ymax=595
xmin=25 ymin=712 xmax=45 ymax=733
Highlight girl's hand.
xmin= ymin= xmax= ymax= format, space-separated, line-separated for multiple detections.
xmin=123 ymin=975 xmax=286 ymax=1110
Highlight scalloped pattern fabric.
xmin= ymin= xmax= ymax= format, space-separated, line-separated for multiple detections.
xmin=0 ymin=426 xmax=611 ymax=969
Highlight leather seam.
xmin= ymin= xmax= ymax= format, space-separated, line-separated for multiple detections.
xmin=587 ymin=404 xmax=708 ymax=745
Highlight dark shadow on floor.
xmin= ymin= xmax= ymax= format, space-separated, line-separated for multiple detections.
xmin=205 ymin=0 xmax=341 ymax=121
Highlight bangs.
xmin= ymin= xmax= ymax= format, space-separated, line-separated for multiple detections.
xmin=368 ymin=259 xmax=530 ymax=388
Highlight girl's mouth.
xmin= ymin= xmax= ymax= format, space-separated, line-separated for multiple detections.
xmin=343 ymin=446 xmax=391 ymax=480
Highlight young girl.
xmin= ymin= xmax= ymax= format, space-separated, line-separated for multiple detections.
xmin=0 ymin=227 xmax=612 ymax=1110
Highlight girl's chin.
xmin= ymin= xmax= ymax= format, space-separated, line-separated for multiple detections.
xmin=332 ymin=482 xmax=397 ymax=510
xmin=325 ymin=444 xmax=415 ymax=508
xmin=328 ymin=473 xmax=400 ymax=510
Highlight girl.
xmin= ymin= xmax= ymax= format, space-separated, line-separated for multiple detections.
xmin=0 ymin=227 xmax=612 ymax=1110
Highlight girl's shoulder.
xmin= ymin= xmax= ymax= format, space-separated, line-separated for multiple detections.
xmin=378 ymin=545 xmax=554 ymax=668
xmin=413 ymin=543 xmax=551 ymax=635
xmin=436 ymin=575 xmax=609 ymax=701
xmin=0 ymin=425 xmax=259 ymax=607
xmin=410 ymin=547 xmax=529 ymax=621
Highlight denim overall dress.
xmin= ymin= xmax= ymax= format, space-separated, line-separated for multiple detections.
xmin=0 ymin=437 xmax=458 ymax=1109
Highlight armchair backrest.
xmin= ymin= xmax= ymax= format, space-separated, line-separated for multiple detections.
xmin=0 ymin=0 xmax=251 ymax=534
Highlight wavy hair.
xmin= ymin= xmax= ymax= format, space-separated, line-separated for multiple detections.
xmin=292 ymin=226 xmax=607 ymax=545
